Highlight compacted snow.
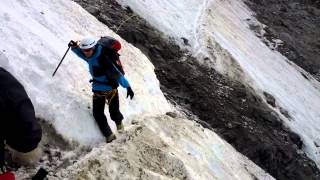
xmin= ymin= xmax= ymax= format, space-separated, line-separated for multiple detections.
xmin=0 ymin=0 xmax=171 ymax=145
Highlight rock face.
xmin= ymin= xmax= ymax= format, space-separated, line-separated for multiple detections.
xmin=73 ymin=0 xmax=320 ymax=179
xmin=245 ymin=0 xmax=320 ymax=78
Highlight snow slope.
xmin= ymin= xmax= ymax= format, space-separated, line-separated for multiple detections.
xmin=0 ymin=0 xmax=171 ymax=145
xmin=118 ymin=0 xmax=320 ymax=167
xmin=0 ymin=0 xmax=274 ymax=179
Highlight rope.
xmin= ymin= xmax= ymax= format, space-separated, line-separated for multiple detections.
xmin=115 ymin=14 xmax=137 ymax=33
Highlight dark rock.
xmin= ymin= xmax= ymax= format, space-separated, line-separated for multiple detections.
xmin=125 ymin=6 xmax=133 ymax=14
xmin=86 ymin=6 xmax=100 ymax=16
xmin=289 ymin=132 xmax=303 ymax=149
xmin=278 ymin=32 xmax=293 ymax=45
xmin=181 ymin=37 xmax=190 ymax=46
xmin=263 ymin=91 xmax=276 ymax=107
xmin=280 ymin=107 xmax=291 ymax=119
xmin=301 ymin=72 xmax=309 ymax=80
xmin=166 ymin=112 xmax=178 ymax=118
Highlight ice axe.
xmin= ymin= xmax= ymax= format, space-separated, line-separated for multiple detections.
xmin=52 ymin=46 xmax=71 ymax=77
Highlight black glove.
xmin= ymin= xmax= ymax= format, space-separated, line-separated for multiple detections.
xmin=68 ymin=40 xmax=78 ymax=47
xmin=127 ymin=87 xmax=134 ymax=100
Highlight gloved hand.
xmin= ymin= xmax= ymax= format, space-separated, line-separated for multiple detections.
xmin=126 ymin=87 xmax=134 ymax=100
xmin=68 ymin=40 xmax=78 ymax=48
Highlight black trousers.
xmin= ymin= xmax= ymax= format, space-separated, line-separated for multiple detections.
xmin=92 ymin=91 xmax=123 ymax=137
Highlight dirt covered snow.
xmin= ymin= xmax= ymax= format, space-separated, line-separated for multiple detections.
xmin=53 ymin=114 xmax=274 ymax=180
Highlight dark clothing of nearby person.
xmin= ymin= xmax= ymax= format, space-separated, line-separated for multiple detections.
xmin=0 ymin=140 xmax=4 ymax=168
xmin=0 ymin=67 xmax=42 ymax=167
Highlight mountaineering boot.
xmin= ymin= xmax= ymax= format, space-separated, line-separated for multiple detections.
xmin=106 ymin=133 xmax=116 ymax=143
xmin=116 ymin=122 xmax=124 ymax=131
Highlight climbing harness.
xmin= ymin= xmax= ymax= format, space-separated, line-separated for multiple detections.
xmin=93 ymin=89 xmax=118 ymax=105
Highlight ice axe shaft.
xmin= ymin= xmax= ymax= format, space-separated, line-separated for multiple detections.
xmin=52 ymin=46 xmax=71 ymax=77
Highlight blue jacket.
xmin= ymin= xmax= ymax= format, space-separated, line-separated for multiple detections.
xmin=72 ymin=45 xmax=130 ymax=91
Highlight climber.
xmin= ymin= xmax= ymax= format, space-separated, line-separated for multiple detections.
xmin=68 ymin=36 xmax=134 ymax=143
